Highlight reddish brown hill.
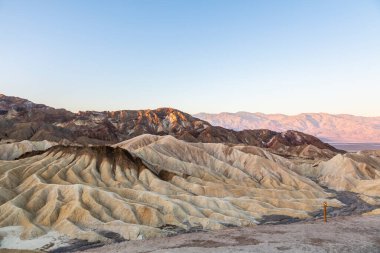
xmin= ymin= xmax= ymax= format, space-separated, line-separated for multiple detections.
xmin=0 ymin=94 xmax=341 ymax=156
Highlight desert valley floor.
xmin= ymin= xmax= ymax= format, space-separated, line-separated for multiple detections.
xmin=0 ymin=215 xmax=379 ymax=253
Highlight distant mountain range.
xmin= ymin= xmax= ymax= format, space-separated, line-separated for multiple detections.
xmin=194 ymin=112 xmax=380 ymax=143
xmin=0 ymin=94 xmax=339 ymax=157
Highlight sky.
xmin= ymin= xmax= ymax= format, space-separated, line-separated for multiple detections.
xmin=0 ymin=0 xmax=380 ymax=116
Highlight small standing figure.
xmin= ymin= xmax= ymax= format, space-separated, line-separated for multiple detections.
xmin=323 ymin=202 xmax=328 ymax=222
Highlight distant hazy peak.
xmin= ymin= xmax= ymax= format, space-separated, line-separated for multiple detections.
xmin=194 ymin=112 xmax=380 ymax=143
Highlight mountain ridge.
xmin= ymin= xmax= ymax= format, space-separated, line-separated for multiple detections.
xmin=194 ymin=112 xmax=380 ymax=143
xmin=0 ymin=94 xmax=340 ymax=157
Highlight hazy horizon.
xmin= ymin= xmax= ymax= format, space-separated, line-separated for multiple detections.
xmin=195 ymin=111 xmax=380 ymax=118
xmin=1 ymin=0 xmax=380 ymax=115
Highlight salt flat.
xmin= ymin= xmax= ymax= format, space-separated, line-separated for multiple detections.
xmin=329 ymin=143 xmax=380 ymax=152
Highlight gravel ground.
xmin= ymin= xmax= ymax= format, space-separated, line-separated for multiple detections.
xmin=82 ymin=215 xmax=380 ymax=253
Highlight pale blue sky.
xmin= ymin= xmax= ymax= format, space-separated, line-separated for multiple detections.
xmin=0 ymin=0 xmax=379 ymax=115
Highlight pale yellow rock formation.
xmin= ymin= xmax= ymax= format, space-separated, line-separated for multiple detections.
xmin=288 ymin=151 xmax=380 ymax=205
xmin=0 ymin=140 xmax=56 ymax=160
xmin=363 ymin=208 xmax=380 ymax=216
xmin=0 ymin=135 xmax=343 ymax=242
